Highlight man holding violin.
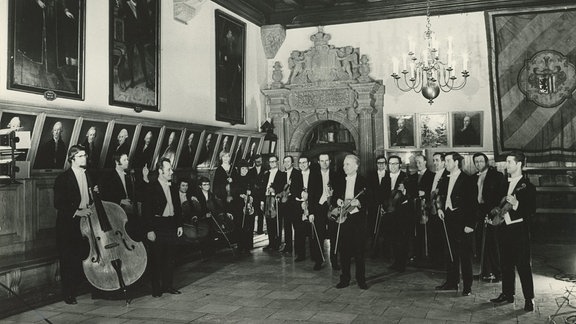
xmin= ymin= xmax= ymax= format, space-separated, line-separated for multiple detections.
xmin=332 ymin=154 xmax=368 ymax=290
xmin=490 ymin=151 xmax=536 ymax=312
xmin=296 ymin=156 xmax=322 ymax=268
xmin=278 ymin=156 xmax=302 ymax=256
xmin=232 ymin=160 xmax=255 ymax=254
xmin=262 ymin=155 xmax=283 ymax=251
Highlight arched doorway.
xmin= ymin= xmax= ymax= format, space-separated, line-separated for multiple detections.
xmin=301 ymin=120 xmax=356 ymax=173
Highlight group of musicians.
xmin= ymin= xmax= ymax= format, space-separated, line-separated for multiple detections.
xmin=54 ymin=144 xmax=536 ymax=312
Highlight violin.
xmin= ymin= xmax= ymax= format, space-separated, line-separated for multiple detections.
xmin=80 ymin=186 xmax=147 ymax=294
xmin=330 ymin=188 xmax=366 ymax=224
xmin=300 ymin=189 xmax=309 ymax=219
xmin=264 ymin=187 xmax=278 ymax=219
xmin=414 ymin=195 xmax=429 ymax=224
xmin=386 ymin=183 xmax=406 ymax=213
xmin=278 ymin=183 xmax=291 ymax=203
xmin=490 ymin=183 xmax=526 ymax=226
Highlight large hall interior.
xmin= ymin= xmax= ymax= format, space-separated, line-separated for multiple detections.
xmin=1 ymin=0 xmax=576 ymax=323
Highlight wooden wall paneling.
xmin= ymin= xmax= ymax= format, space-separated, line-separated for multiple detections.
xmin=0 ymin=183 xmax=26 ymax=256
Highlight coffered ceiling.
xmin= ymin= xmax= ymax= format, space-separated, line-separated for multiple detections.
xmin=211 ymin=0 xmax=575 ymax=28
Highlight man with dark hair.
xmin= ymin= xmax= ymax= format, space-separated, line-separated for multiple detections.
xmin=368 ymin=155 xmax=391 ymax=259
xmin=53 ymin=145 xmax=91 ymax=304
xmin=295 ymin=156 xmax=322 ymax=267
xmin=248 ymin=154 xmax=266 ymax=234
xmin=387 ymin=155 xmax=410 ymax=272
xmin=142 ymin=157 xmax=183 ymax=297
xmin=333 ymin=154 xmax=368 ymax=289
xmin=435 ymin=152 xmax=475 ymax=296
xmin=490 ymin=151 xmax=536 ymax=312
xmin=262 ymin=155 xmax=284 ymax=251
xmin=408 ymin=154 xmax=435 ymax=267
xmin=278 ymin=155 xmax=303 ymax=255
xmin=472 ymin=152 xmax=505 ymax=282
xmin=233 ymin=160 xmax=255 ymax=253
xmin=317 ymin=153 xmax=340 ymax=270
xmin=429 ymin=152 xmax=449 ymax=269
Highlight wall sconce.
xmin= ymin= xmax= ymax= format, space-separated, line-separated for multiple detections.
xmin=260 ymin=119 xmax=277 ymax=155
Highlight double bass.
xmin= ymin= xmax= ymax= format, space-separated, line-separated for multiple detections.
xmin=80 ymin=186 xmax=147 ymax=301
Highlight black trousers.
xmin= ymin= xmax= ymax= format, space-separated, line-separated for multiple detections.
xmin=391 ymin=207 xmax=413 ymax=269
xmin=56 ymin=215 xmax=87 ymax=299
xmin=338 ymin=214 xmax=366 ymax=284
xmin=443 ymin=209 xmax=474 ymax=290
xmin=497 ymin=222 xmax=534 ymax=299
xmin=311 ymin=203 xmax=329 ymax=264
xmin=280 ymin=200 xmax=299 ymax=252
xmin=147 ymin=217 xmax=177 ymax=295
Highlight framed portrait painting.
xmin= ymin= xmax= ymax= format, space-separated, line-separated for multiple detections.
xmin=178 ymin=129 xmax=202 ymax=169
xmin=158 ymin=128 xmax=183 ymax=167
xmin=133 ymin=125 xmax=161 ymax=170
xmin=33 ymin=116 xmax=76 ymax=170
xmin=232 ymin=135 xmax=249 ymax=165
xmin=0 ymin=112 xmax=38 ymax=161
xmin=77 ymin=119 xmax=108 ymax=169
xmin=245 ymin=136 xmax=263 ymax=165
xmin=452 ymin=111 xmax=483 ymax=147
xmin=8 ymin=0 xmax=86 ymax=100
xmin=110 ymin=0 xmax=160 ymax=111
xmin=215 ymin=10 xmax=245 ymax=125
xmin=419 ymin=113 xmax=448 ymax=148
xmin=104 ymin=123 xmax=137 ymax=168
xmin=197 ymin=131 xmax=219 ymax=169
xmin=388 ymin=114 xmax=415 ymax=148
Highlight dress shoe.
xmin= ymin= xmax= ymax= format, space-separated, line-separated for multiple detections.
xmin=64 ymin=296 xmax=77 ymax=305
xmin=462 ymin=288 xmax=472 ymax=296
xmin=435 ymin=282 xmax=458 ymax=291
xmin=336 ymin=281 xmax=349 ymax=289
xmin=294 ymin=256 xmax=305 ymax=262
xmin=164 ymin=288 xmax=182 ymax=295
xmin=524 ymin=299 xmax=534 ymax=311
xmin=358 ymin=282 xmax=368 ymax=290
xmin=313 ymin=262 xmax=322 ymax=271
xmin=490 ymin=293 xmax=514 ymax=303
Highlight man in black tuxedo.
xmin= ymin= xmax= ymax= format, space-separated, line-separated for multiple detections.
xmin=472 ymin=152 xmax=505 ymax=282
xmin=302 ymin=155 xmax=328 ymax=270
xmin=262 ymin=155 xmax=284 ymax=251
xmin=277 ymin=156 xmax=303 ymax=255
xmin=142 ymin=157 xmax=183 ymax=297
xmin=295 ymin=156 xmax=321 ymax=265
xmin=53 ymin=145 xmax=91 ymax=304
xmin=368 ymin=155 xmax=391 ymax=259
xmin=429 ymin=152 xmax=450 ymax=269
xmin=435 ymin=152 xmax=475 ymax=296
xmin=387 ymin=155 xmax=410 ymax=272
xmin=100 ymin=153 xmax=141 ymax=241
xmin=490 ymin=151 xmax=536 ymax=312
xmin=408 ymin=154 xmax=435 ymax=266
xmin=248 ymin=155 xmax=266 ymax=234
xmin=333 ymin=154 xmax=368 ymax=289
xmin=36 ymin=121 xmax=67 ymax=169
xmin=316 ymin=154 xmax=340 ymax=270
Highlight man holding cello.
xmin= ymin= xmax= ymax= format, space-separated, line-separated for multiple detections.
xmin=332 ymin=154 xmax=368 ymax=290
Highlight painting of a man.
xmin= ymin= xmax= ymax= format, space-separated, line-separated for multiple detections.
xmin=215 ymin=10 xmax=245 ymax=124
xmin=453 ymin=112 xmax=482 ymax=146
xmin=105 ymin=124 xmax=135 ymax=168
xmin=178 ymin=130 xmax=200 ymax=169
xmin=34 ymin=118 xmax=74 ymax=169
xmin=197 ymin=132 xmax=217 ymax=168
xmin=160 ymin=130 xmax=180 ymax=166
xmin=389 ymin=115 xmax=415 ymax=147
xmin=10 ymin=0 xmax=84 ymax=98
xmin=1 ymin=112 xmax=37 ymax=161
xmin=78 ymin=121 xmax=106 ymax=169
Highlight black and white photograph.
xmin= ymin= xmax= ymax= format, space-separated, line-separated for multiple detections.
xmin=33 ymin=116 xmax=75 ymax=169
xmin=177 ymin=129 xmax=201 ymax=169
xmin=452 ymin=111 xmax=482 ymax=147
xmin=76 ymin=120 xmax=107 ymax=169
xmin=388 ymin=114 xmax=415 ymax=147
xmin=104 ymin=123 xmax=137 ymax=168
xmin=196 ymin=131 xmax=218 ymax=169
xmin=419 ymin=113 xmax=448 ymax=148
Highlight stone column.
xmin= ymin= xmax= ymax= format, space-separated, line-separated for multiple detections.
xmin=349 ymin=82 xmax=381 ymax=174
xmin=261 ymin=88 xmax=290 ymax=162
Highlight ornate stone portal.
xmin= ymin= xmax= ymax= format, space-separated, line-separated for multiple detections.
xmin=261 ymin=27 xmax=385 ymax=173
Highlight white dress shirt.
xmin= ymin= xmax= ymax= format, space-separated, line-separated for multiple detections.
xmin=72 ymin=166 xmax=90 ymax=210
xmin=445 ymin=169 xmax=461 ymax=211
xmin=504 ymin=175 xmax=523 ymax=225
xmin=158 ymin=178 xmax=175 ymax=217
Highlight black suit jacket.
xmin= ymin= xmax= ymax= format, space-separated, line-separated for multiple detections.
xmin=100 ymin=169 xmax=134 ymax=205
xmin=367 ymin=170 xmax=391 ymax=207
xmin=438 ymin=170 xmax=475 ymax=228
xmin=267 ymin=169 xmax=285 ymax=195
xmin=332 ymin=173 xmax=368 ymax=218
xmin=472 ymin=167 xmax=506 ymax=215
xmin=54 ymin=168 xmax=84 ymax=220
xmin=501 ymin=176 xmax=536 ymax=223
xmin=408 ymin=169 xmax=435 ymax=201
xmin=142 ymin=180 xmax=183 ymax=233
xmin=36 ymin=138 xmax=67 ymax=169
xmin=298 ymin=169 xmax=322 ymax=215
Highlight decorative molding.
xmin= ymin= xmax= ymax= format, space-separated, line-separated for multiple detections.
xmin=261 ymin=25 xmax=286 ymax=59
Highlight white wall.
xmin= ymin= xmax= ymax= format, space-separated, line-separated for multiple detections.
xmin=272 ymin=12 xmax=493 ymax=152
xmin=0 ymin=1 xmax=266 ymax=130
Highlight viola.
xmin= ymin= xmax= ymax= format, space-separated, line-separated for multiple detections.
xmin=80 ymin=187 xmax=147 ymax=294
xmin=490 ymin=183 xmax=526 ymax=226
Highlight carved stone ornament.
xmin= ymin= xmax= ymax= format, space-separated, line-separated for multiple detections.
xmin=289 ymin=111 xmax=300 ymax=125
xmin=287 ymin=27 xmax=366 ymax=85
xmin=288 ymin=88 xmax=352 ymax=111
xmin=518 ymin=50 xmax=576 ymax=108
xmin=316 ymin=108 xmax=328 ymax=120
xmin=261 ymin=24 xmax=286 ymax=59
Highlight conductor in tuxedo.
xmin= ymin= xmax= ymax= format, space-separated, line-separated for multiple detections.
xmin=490 ymin=151 xmax=536 ymax=312
xmin=142 ymin=157 xmax=183 ymax=297
xmin=333 ymin=155 xmax=368 ymax=290
xmin=53 ymin=145 xmax=92 ymax=304
xmin=435 ymin=152 xmax=476 ymax=296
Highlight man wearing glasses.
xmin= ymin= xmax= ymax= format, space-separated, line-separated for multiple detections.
xmin=387 ymin=155 xmax=410 ymax=272
xmin=262 ymin=156 xmax=285 ymax=251
xmin=53 ymin=145 xmax=92 ymax=305
xmin=368 ymin=155 xmax=391 ymax=259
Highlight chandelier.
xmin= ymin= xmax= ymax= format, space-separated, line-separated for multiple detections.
xmin=390 ymin=0 xmax=469 ymax=104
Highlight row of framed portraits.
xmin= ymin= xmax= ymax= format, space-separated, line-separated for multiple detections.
xmin=387 ymin=111 xmax=483 ymax=149
xmin=8 ymin=0 xmax=246 ymax=124
xmin=0 ymin=111 xmax=263 ymax=172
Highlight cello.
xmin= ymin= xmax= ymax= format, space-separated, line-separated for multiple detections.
xmin=80 ymin=185 xmax=147 ymax=303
